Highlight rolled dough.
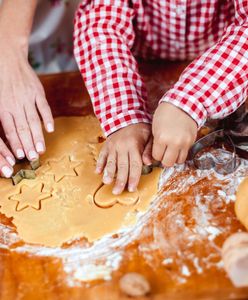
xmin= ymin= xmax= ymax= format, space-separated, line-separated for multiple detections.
xmin=9 ymin=184 xmax=52 ymax=211
xmin=94 ymin=184 xmax=139 ymax=208
xmin=0 ymin=117 xmax=161 ymax=247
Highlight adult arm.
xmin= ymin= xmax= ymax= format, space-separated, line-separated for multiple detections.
xmin=0 ymin=0 xmax=54 ymax=165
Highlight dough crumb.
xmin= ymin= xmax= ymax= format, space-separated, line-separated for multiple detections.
xmin=119 ymin=272 xmax=151 ymax=297
xmin=222 ymin=232 xmax=248 ymax=287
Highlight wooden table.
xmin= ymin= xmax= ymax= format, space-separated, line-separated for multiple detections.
xmin=0 ymin=61 xmax=248 ymax=300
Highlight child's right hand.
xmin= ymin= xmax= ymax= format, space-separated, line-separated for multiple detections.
xmin=95 ymin=123 xmax=152 ymax=195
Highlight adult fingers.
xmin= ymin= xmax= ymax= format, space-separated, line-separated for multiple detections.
xmin=142 ymin=136 xmax=153 ymax=165
xmin=36 ymin=95 xmax=54 ymax=133
xmin=25 ymin=105 xmax=45 ymax=154
xmin=102 ymin=151 xmax=117 ymax=185
xmin=1 ymin=112 xmax=25 ymax=159
xmin=128 ymin=150 xmax=142 ymax=192
xmin=0 ymin=151 xmax=13 ymax=178
xmin=113 ymin=152 xmax=129 ymax=195
xmin=95 ymin=147 xmax=108 ymax=174
xmin=162 ymin=146 xmax=180 ymax=168
xmin=0 ymin=139 xmax=15 ymax=167
xmin=14 ymin=110 xmax=38 ymax=161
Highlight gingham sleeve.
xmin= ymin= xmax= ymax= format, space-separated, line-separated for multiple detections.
xmin=160 ymin=0 xmax=248 ymax=128
xmin=74 ymin=1 xmax=151 ymax=136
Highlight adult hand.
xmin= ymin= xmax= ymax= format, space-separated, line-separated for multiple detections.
xmin=0 ymin=39 xmax=54 ymax=162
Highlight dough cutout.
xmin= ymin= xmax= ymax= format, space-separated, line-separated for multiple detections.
xmin=9 ymin=183 xmax=52 ymax=212
xmin=94 ymin=184 xmax=140 ymax=208
xmin=46 ymin=156 xmax=82 ymax=182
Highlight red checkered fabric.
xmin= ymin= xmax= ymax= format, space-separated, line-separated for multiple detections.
xmin=74 ymin=0 xmax=248 ymax=136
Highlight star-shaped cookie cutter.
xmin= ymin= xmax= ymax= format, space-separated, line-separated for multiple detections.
xmin=11 ymin=158 xmax=40 ymax=185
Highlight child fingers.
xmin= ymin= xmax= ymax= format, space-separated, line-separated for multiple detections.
xmin=142 ymin=137 xmax=153 ymax=166
xmin=112 ymin=152 xmax=129 ymax=195
xmin=177 ymin=149 xmax=189 ymax=164
xmin=96 ymin=148 xmax=108 ymax=174
xmin=1 ymin=112 xmax=25 ymax=159
xmin=152 ymin=138 xmax=166 ymax=162
xmin=128 ymin=151 xmax=142 ymax=192
xmin=162 ymin=146 xmax=180 ymax=168
xmin=25 ymin=106 xmax=45 ymax=154
xmin=102 ymin=151 xmax=117 ymax=184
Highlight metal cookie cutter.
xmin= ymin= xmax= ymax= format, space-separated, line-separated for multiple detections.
xmin=228 ymin=135 xmax=248 ymax=160
xmin=11 ymin=158 xmax=40 ymax=185
xmin=141 ymin=161 xmax=162 ymax=175
xmin=189 ymin=130 xmax=237 ymax=175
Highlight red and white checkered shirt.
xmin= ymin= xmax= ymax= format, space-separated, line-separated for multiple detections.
xmin=74 ymin=0 xmax=248 ymax=136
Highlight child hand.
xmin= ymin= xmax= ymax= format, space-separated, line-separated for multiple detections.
xmin=96 ymin=123 xmax=151 ymax=194
xmin=152 ymin=102 xmax=197 ymax=167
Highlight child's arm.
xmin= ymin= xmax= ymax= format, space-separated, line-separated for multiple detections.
xmin=153 ymin=0 xmax=248 ymax=166
xmin=0 ymin=0 xmax=54 ymax=161
xmin=74 ymin=1 xmax=152 ymax=194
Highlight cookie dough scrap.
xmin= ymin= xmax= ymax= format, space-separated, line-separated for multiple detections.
xmin=0 ymin=116 xmax=161 ymax=247
xmin=235 ymin=177 xmax=248 ymax=229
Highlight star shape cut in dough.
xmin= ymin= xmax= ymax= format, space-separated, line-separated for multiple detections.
xmin=46 ymin=156 xmax=82 ymax=182
xmin=9 ymin=184 xmax=52 ymax=212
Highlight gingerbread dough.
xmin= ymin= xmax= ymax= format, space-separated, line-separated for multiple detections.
xmin=0 ymin=117 xmax=161 ymax=247
xmin=94 ymin=185 xmax=140 ymax=208
xmin=9 ymin=184 xmax=52 ymax=211
xmin=235 ymin=177 xmax=248 ymax=230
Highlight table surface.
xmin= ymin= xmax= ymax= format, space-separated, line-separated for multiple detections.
xmin=0 ymin=61 xmax=248 ymax=300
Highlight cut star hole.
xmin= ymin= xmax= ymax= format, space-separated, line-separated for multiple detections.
xmin=9 ymin=183 xmax=52 ymax=212
xmin=46 ymin=156 xmax=82 ymax=182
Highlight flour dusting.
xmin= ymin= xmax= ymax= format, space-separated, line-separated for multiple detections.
xmin=1 ymin=158 xmax=248 ymax=286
